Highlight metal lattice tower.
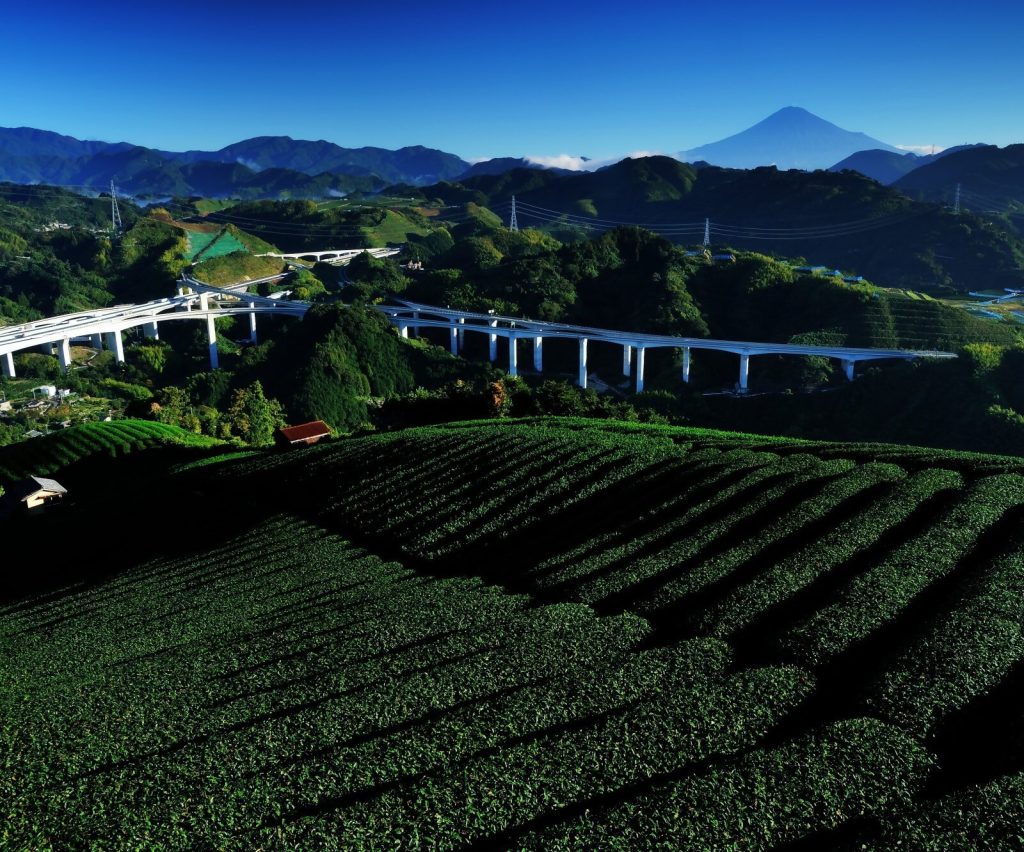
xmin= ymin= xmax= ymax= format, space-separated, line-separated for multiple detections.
xmin=509 ymin=195 xmax=519 ymax=232
xmin=110 ymin=179 xmax=123 ymax=233
xmin=703 ymin=217 xmax=710 ymax=247
xmin=953 ymin=183 xmax=961 ymax=215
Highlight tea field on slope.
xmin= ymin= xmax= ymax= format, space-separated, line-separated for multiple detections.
xmin=0 ymin=420 xmax=220 ymax=482
xmin=3 ymin=419 xmax=1024 ymax=848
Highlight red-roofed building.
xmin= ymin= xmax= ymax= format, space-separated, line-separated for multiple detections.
xmin=276 ymin=420 xmax=332 ymax=447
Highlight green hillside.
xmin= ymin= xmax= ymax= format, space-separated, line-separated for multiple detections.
xmin=894 ymin=144 xmax=1024 ymax=230
xmin=411 ymin=156 xmax=1024 ymax=292
xmin=360 ymin=207 xmax=432 ymax=245
xmin=0 ymin=182 xmax=128 ymax=231
xmin=201 ymin=200 xmax=434 ymax=252
xmin=0 ymin=419 xmax=219 ymax=483
xmin=4 ymin=419 xmax=1024 ymax=848
xmin=190 ymin=251 xmax=286 ymax=285
xmin=402 ymin=227 xmax=1019 ymax=352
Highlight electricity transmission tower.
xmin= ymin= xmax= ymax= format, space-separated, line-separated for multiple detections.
xmin=703 ymin=218 xmax=710 ymax=247
xmin=953 ymin=183 xmax=961 ymax=215
xmin=110 ymin=179 xmax=123 ymax=233
xmin=509 ymin=195 xmax=518 ymax=232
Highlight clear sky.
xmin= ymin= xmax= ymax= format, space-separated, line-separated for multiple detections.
xmin=3 ymin=0 xmax=1021 ymax=160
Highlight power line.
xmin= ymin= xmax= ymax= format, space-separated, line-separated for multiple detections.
xmin=512 ymin=202 xmax=935 ymax=241
xmin=511 ymin=197 xmax=938 ymax=238
xmin=110 ymin=180 xmax=123 ymax=233
xmin=513 ymin=199 xmax=706 ymax=228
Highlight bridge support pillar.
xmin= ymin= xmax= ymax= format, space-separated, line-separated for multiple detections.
xmin=578 ymin=338 xmax=588 ymax=388
xmin=199 ymin=292 xmax=210 ymax=312
xmin=91 ymin=333 xmax=103 ymax=350
xmin=636 ymin=347 xmax=646 ymax=394
xmin=533 ymin=336 xmax=543 ymax=372
xmin=38 ymin=343 xmax=54 ymax=355
xmin=682 ymin=346 xmax=691 ymax=383
xmin=399 ymin=324 xmax=409 ymax=339
xmin=2 ymin=351 xmax=15 ymax=378
xmin=248 ymin=303 xmax=258 ymax=344
xmin=458 ymin=317 xmax=465 ymax=349
xmin=508 ymin=335 xmax=518 ymax=377
xmin=105 ymin=330 xmax=125 ymax=364
xmin=449 ymin=322 xmax=459 ymax=355
xmin=144 ymin=322 xmax=159 ymax=341
xmin=842 ymin=359 xmax=855 ymax=381
xmin=57 ymin=339 xmax=72 ymax=373
xmin=411 ymin=311 xmax=419 ymax=338
xmin=207 ymin=316 xmax=219 ymax=370
xmin=739 ymin=353 xmax=750 ymax=392
xmin=489 ymin=320 xmax=498 ymax=361
xmin=622 ymin=344 xmax=632 ymax=377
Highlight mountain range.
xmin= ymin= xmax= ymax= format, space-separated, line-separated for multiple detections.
xmin=0 ymin=127 xmax=470 ymax=198
xmin=0 ymin=109 xmax=1015 ymax=201
xmin=830 ymin=144 xmax=989 ymax=185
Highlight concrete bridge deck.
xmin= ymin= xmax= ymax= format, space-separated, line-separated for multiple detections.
xmin=378 ymin=299 xmax=957 ymax=391
xmin=0 ymin=283 xmax=957 ymax=394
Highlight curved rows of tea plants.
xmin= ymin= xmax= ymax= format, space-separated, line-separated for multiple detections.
xmin=2 ymin=515 xmax=918 ymax=849
xmin=180 ymin=417 xmax=1024 ymax=845
xmin=6 ymin=417 xmax=1024 ymax=847
xmin=0 ymin=419 xmax=219 ymax=483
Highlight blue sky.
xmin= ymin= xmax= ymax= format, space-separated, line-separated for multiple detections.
xmin=3 ymin=0 xmax=1021 ymax=160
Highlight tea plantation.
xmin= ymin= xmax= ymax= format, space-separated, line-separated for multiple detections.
xmin=0 ymin=420 xmax=220 ymax=482
xmin=3 ymin=418 xmax=1024 ymax=848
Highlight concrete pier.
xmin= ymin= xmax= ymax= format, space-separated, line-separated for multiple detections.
xmin=105 ymin=330 xmax=125 ymax=364
xmin=57 ymin=339 xmax=72 ymax=373
xmin=207 ymin=317 xmax=219 ymax=370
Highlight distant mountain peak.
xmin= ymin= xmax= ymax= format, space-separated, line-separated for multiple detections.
xmin=767 ymin=105 xmax=818 ymax=119
xmin=680 ymin=107 xmax=899 ymax=171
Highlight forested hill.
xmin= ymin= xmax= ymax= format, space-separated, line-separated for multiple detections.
xmin=829 ymin=144 xmax=988 ymax=186
xmin=0 ymin=186 xmax=284 ymax=324
xmin=893 ymin=144 xmax=1024 ymax=231
xmin=406 ymin=156 xmax=1024 ymax=292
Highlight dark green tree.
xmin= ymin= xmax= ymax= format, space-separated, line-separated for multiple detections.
xmin=225 ymin=380 xmax=285 ymax=445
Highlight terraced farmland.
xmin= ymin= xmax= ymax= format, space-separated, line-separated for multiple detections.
xmin=4 ymin=418 xmax=1024 ymax=848
xmin=855 ymin=292 xmax=1019 ymax=349
xmin=0 ymin=419 xmax=219 ymax=482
